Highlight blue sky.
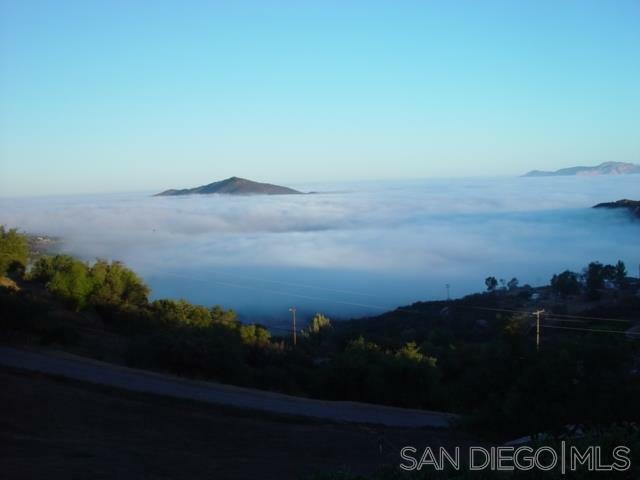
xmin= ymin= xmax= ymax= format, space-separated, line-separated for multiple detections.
xmin=1 ymin=0 xmax=639 ymax=196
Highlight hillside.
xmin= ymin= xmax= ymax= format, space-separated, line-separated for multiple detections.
xmin=155 ymin=177 xmax=302 ymax=196
xmin=523 ymin=161 xmax=640 ymax=177
xmin=593 ymin=199 xmax=640 ymax=219
xmin=2 ymin=227 xmax=640 ymax=445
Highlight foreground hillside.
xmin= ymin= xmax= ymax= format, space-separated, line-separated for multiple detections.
xmin=1 ymin=367 xmax=475 ymax=480
xmin=2 ymin=226 xmax=640 ymax=441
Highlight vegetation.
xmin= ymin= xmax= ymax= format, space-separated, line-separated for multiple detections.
xmin=484 ymin=276 xmax=498 ymax=292
xmin=1 ymin=227 xmax=639 ymax=441
xmin=0 ymin=226 xmax=29 ymax=276
xmin=551 ymin=270 xmax=581 ymax=296
xmin=30 ymin=255 xmax=150 ymax=311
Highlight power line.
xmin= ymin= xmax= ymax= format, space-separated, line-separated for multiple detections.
xmin=466 ymin=306 xmax=636 ymax=324
xmin=159 ymin=271 xmax=639 ymax=329
xmin=544 ymin=317 xmax=587 ymax=324
xmin=213 ymin=269 xmax=378 ymax=298
xmin=540 ymin=312 xmax=632 ymax=323
xmin=544 ymin=324 xmax=640 ymax=336
xmin=161 ymin=272 xmax=391 ymax=311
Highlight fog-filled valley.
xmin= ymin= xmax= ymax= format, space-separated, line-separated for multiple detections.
xmin=1 ymin=175 xmax=638 ymax=324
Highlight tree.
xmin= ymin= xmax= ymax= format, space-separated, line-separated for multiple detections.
xmin=0 ymin=226 xmax=29 ymax=276
xmin=485 ymin=276 xmax=498 ymax=292
xmin=239 ymin=324 xmax=271 ymax=347
xmin=89 ymin=260 xmax=149 ymax=307
xmin=585 ymin=262 xmax=606 ymax=299
xmin=30 ymin=255 xmax=77 ymax=282
xmin=614 ymin=260 xmax=627 ymax=288
xmin=550 ymin=270 xmax=581 ymax=296
xmin=47 ymin=259 xmax=94 ymax=310
xmin=305 ymin=313 xmax=332 ymax=335
xmin=151 ymin=299 xmax=213 ymax=327
xmin=210 ymin=305 xmax=238 ymax=327
xmin=30 ymin=256 xmax=149 ymax=310
xmin=507 ymin=278 xmax=519 ymax=291
xmin=395 ymin=341 xmax=436 ymax=366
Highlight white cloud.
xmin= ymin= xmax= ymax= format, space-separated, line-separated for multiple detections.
xmin=1 ymin=175 xmax=639 ymax=320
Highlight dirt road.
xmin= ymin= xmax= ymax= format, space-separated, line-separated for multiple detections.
xmin=0 ymin=346 xmax=457 ymax=428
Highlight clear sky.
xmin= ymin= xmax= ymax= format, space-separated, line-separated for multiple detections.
xmin=1 ymin=0 xmax=639 ymax=196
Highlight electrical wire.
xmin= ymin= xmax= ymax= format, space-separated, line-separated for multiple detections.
xmin=543 ymin=324 xmax=640 ymax=336
xmin=154 ymin=272 xmax=640 ymax=334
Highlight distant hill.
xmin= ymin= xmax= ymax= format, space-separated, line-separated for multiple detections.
xmin=593 ymin=199 xmax=640 ymax=219
xmin=523 ymin=161 xmax=640 ymax=177
xmin=155 ymin=177 xmax=303 ymax=196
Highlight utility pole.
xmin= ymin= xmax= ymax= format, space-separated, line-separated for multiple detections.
xmin=289 ymin=307 xmax=297 ymax=346
xmin=533 ymin=310 xmax=545 ymax=352
xmin=445 ymin=283 xmax=450 ymax=301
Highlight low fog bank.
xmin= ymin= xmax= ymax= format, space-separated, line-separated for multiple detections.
xmin=1 ymin=175 xmax=639 ymax=323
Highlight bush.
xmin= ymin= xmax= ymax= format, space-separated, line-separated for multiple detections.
xmin=30 ymin=255 xmax=150 ymax=311
xmin=0 ymin=226 xmax=29 ymax=276
xmin=47 ymin=258 xmax=94 ymax=311
xmin=89 ymin=260 xmax=149 ymax=307
xmin=150 ymin=299 xmax=215 ymax=327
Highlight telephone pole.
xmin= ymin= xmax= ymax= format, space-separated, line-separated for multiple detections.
xmin=289 ymin=307 xmax=297 ymax=346
xmin=533 ymin=310 xmax=545 ymax=352
xmin=445 ymin=283 xmax=450 ymax=301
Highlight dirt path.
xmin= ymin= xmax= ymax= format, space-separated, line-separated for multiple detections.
xmin=0 ymin=346 xmax=457 ymax=428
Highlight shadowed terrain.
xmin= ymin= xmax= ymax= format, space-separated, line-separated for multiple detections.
xmin=0 ymin=368 xmax=476 ymax=480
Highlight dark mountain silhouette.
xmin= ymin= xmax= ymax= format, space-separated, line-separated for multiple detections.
xmin=523 ymin=161 xmax=640 ymax=177
xmin=155 ymin=177 xmax=303 ymax=196
xmin=593 ymin=199 xmax=640 ymax=219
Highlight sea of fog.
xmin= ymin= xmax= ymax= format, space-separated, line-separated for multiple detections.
xmin=1 ymin=176 xmax=639 ymax=327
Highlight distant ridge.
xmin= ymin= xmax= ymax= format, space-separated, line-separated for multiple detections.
xmin=593 ymin=199 xmax=640 ymax=219
xmin=523 ymin=161 xmax=640 ymax=177
xmin=155 ymin=177 xmax=303 ymax=196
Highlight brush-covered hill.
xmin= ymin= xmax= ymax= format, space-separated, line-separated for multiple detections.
xmin=155 ymin=177 xmax=302 ymax=196
xmin=593 ymin=199 xmax=640 ymax=219
xmin=523 ymin=161 xmax=640 ymax=177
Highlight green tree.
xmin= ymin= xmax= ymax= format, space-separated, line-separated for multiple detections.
xmin=89 ymin=260 xmax=149 ymax=306
xmin=239 ymin=324 xmax=271 ymax=347
xmin=0 ymin=226 xmax=29 ymax=276
xmin=30 ymin=255 xmax=75 ymax=282
xmin=150 ymin=299 xmax=214 ymax=327
xmin=210 ymin=305 xmax=238 ymax=327
xmin=305 ymin=313 xmax=332 ymax=335
xmin=395 ymin=341 xmax=437 ymax=366
xmin=47 ymin=259 xmax=94 ymax=310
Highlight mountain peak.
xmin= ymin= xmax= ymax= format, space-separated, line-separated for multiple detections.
xmin=523 ymin=161 xmax=640 ymax=177
xmin=593 ymin=199 xmax=640 ymax=219
xmin=155 ymin=177 xmax=303 ymax=196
